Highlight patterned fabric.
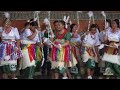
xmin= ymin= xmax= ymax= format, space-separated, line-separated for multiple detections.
xmin=51 ymin=30 xmax=77 ymax=70
xmin=86 ymin=59 xmax=96 ymax=69
xmin=70 ymin=42 xmax=81 ymax=61
xmin=19 ymin=44 xmax=42 ymax=70
xmin=1 ymin=65 xmax=17 ymax=73
xmin=0 ymin=41 xmax=23 ymax=72
xmin=52 ymin=39 xmax=70 ymax=62
xmin=81 ymin=46 xmax=97 ymax=63
xmin=0 ymin=41 xmax=23 ymax=62
xmin=103 ymin=28 xmax=120 ymax=76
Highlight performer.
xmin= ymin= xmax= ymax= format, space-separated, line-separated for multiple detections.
xmin=98 ymin=19 xmax=111 ymax=75
xmin=41 ymin=19 xmax=54 ymax=77
xmin=0 ymin=15 xmax=22 ymax=79
xmin=102 ymin=19 xmax=120 ymax=77
xmin=19 ymin=20 xmax=42 ymax=79
xmin=99 ymin=19 xmax=111 ymax=44
xmin=51 ymin=20 xmax=77 ymax=79
xmin=49 ymin=20 xmax=59 ymax=79
xmin=81 ymin=24 xmax=100 ymax=79
xmin=69 ymin=23 xmax=82 ymax=78
xmin=20 ymin=22 xmax=31 ymax=39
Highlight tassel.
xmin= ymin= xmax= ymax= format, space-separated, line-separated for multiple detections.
xmin=28 ymin=45 xmax=35 ymax=62
xmin=35 ymin=46 xmax=42 ymax=62
xmin=57 ymin=48 xmax=63 ymax=62
xmin=0 ymin=44 xmax=5 ymax=60
xmin=72 ymin=46 xmax=77 ymax=60
xmin=9 ymin=44 xmax=11 ymax=60
xmin=55 ymin=47 xmax=57 ymax=61
xmin=31 ymin=45 xmax=35 ymax=60
xmin=35 ymin=46 xmax=39 ymax=62
xmin=52 ymin=46 xmax=56 ymax=61
xmin=56 ymin=48 xmax=60 ymax=61
xmin=12 ymin=44 xmax=15 ymax=60
xmin=64 ymin=46 xmax=69 ymax=62
xmin=54 ymin=42 xmax=59 ymax=62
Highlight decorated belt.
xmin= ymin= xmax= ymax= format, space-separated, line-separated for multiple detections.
xmin=82 ymin=43 xmax=94 ymax=48
xmin=21 ymin=39 xmax=36 ymax=44
xmin=2 ymin=39 xmax=16 ymax=42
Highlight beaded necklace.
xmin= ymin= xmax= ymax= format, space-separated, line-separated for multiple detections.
xmin=56 ymin=29 xmax=67 ymax=39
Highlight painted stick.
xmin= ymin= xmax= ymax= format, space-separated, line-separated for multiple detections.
xmin=4 ymin=12 xmax=10 ymax=26
xmin=76 ymin=11 xmax=82 ymax=32
xmin=92 ymin=12 xmax=95 ymax=24
xmin=101 ymin=11 xmax=106 ymax=30
xmin=34 ymin=11 xmax=45 ymax=67
xmin=87 ymin=11 xmax=93 ymax=31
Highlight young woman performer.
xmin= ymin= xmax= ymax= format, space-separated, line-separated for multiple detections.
xmin=102 ymin=19 xmax=120 ymax=77
xmin=98 ymin=19 xmax=111 ymax=76
xmin=19 ymin=20 xmax=42 ymax=79
xmin=81 ymin=24 xmax=100 ymax=79
xmin=51 ymin=20 xmax=77 ymax=79
xmin=69 ymin=24 xmax=82 ymax=78
xmin=0 ymin=15 xmax=22 ymax=79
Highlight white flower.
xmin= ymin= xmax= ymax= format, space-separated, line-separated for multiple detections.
xmin=88 ymin=11 xmax=93 ymax=18
xmin=4 ymin=12 xmax=10 ymax=18
xmin=101 ymin=11 xmax=106 ymax=17
xmin=43 ymin=18 xmax=50 ymax=25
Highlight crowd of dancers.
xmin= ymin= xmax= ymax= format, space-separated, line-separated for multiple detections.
xmin=0 ymin=12 xmax=120 ymax=79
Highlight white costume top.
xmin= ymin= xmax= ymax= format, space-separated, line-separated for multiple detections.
xmin=99 ymin=31 xmax=106 ymax=42
xmin=106 ymin=28 xmax=120 ymax=42
xmin=99 ymin=27 xmax=111 ymax=42
xmin=83 ymin=33 xmax=100 ymax=46
xmin=21 ymin=29 xmax=40 ymax=44
xmin=70 ymin=33 xmax=81 ymax=43
xmin=96 ymin=29 xmax=100 ymax=36
xmin=0 ymin=27 xmax=22 ymax=66
xmin=106 ymin=27 xmax=111 ymax=32
xmin=102 ymin=28 xmax=120 ymax=65
xmin=0 ymin=27 xmax=20 ymax=40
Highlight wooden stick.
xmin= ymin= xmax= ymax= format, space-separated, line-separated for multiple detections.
xmin=35 ymin=11 xmax=45 ymax=67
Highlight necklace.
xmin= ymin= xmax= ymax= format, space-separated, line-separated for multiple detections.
xmin=56 ymin=29 xmax=67 ymax=39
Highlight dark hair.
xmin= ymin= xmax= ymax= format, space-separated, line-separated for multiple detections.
xmin=59 ymin=20 xmax=65 ymax=26
xmin=70 ymin=24 xmax=76 ymax=32
xmin=94 ymin=23 xmax=100 ymax=32
xmin=53 ymin=20 xmax=65 ymax=28
xmin=29 ymin=18 xmax=38 ymax=26
xmin=30 ymin=21 xmax=38 ymax=26
xmin=53 ymin=20 xmax=59 ymax=25
xmin=106 ymin=19 xmax=111 ymax=27
xmin=30 ymin=18 xmax=34 ymax=22
xmin=89 ymin=24 xmax=97 ymax=31
xmin=113 ymin=19 xmax=119 ymax=28
xmin=24 ymin=22 xmax=30 ymax=27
